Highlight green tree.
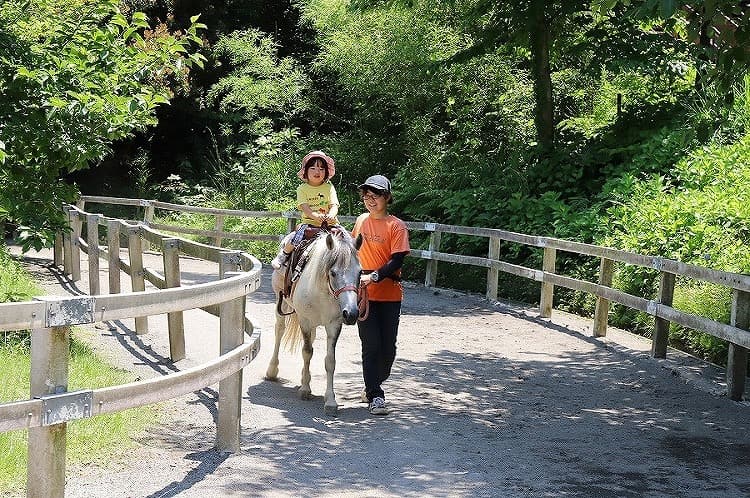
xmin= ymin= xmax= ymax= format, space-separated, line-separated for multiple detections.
xmin=0 ymin=0 xmax=205 ymax=250
xmin=594 ymin=0 xmax=750 ymax=95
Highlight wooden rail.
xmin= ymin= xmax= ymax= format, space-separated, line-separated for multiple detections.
xmin=0 ymin=203 xmax=263 ymax=498
xmin=80 ymin=195 xmax=750 ymax=402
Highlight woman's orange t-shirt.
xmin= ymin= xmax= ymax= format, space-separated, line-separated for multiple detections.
xmin=353 ymin=213 xmax=410 ymax=302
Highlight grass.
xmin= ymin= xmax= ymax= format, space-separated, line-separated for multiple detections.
xmin=0 ymin=246 xmax=158 ymax=495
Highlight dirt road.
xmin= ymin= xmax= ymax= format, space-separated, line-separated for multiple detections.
xmin=12 ymin=247 xmax=750 ymax=497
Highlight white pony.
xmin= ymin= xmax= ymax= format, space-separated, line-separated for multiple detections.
xmin=266 ymin=230 xmax=362 ymax=415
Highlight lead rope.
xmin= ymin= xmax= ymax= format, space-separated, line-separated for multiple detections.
xmin=357 ymin=284 xmax=369 ymax=321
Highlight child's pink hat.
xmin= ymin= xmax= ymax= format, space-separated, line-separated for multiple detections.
xmin=297 ymin=150 xmax=336 ymax=180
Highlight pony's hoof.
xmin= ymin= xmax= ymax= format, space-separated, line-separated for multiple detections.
xmin=298 ymin=388 xmax=312 ymax=400
xmin=264 ymin=374 xmax=278 ymax=382
xmin=324 ymin=404 xmax=338 ymax=416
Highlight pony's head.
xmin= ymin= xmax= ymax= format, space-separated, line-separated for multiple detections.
xmin=315 ymin=231 xmax=362 ymax=325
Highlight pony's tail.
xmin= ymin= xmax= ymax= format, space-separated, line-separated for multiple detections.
xmin=281 ymin=314 xmax=316 ymax=352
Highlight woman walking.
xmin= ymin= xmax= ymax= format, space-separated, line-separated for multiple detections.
xmin=352 ymin=175 xmax=410 ymax=415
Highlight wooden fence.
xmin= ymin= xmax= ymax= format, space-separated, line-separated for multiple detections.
xmin=80 ymin=195 xmax=750 ymax=402
xmin=0 ymin=203 xmax=263 ymax=498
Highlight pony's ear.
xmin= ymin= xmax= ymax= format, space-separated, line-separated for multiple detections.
xmin=355 ymin=233 xmax=363 ymax=250
xmin=326 ymin=233 xmax=335 ymax=250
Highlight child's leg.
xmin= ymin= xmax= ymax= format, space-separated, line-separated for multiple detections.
xmin=271 ymin=232 xmax=295 ymax=269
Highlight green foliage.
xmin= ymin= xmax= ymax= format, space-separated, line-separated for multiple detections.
xmin=0 ymin=335 xmax=157 ymax=494
xmin=154 ymin=192 xmax=287 ymax=262
xmin=0 ymin=246 xmax=41 ymax=302
xmin=205 ymin=29 xmax=311 ymax=211
xmin=601 ymin=133 xmax=750 ymax=360
xmin=0 ymin=0 xmax=205 ymax=250
xmin=597 ymin=0 xmax=750 ymax=95
xmin=670 ymin=281 xmax=731 ymax=364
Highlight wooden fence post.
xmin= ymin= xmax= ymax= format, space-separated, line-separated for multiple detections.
xmin=27 ymin=324 xmax=70 ymax=498
xmin=86 ymin=214 xmax=100 ymax=296
xmin=651 ymin=271 xmax=676 ymax=359
xmin=217 ymin=251 xmax=244 ymax=452
xmin=107 ymin=219 xmax=121 ymax=295
xmin=142 ymin=202 xmax=154 ymax=225
xmin=62 ymin=209 xmax=73 ymax=277
xmin=214 ymin=214 xmax=225 ymax=248
xmin=127 ymin=226 xmax=148 ymax=335
xmin=539 ymin=246 xmax=556 ymax=318
xmin=486 ymin=236 xmax=500 ymax=301
xmin=53 ymin=232 xmax=63 ymax=267
xmin=163 ymin=238 xmax=185 ymax=361
xmin=285 ymin=211 xmax=297 ymax=234
xmin=141 ymin=202 xmax=154 ymax=252
xmin=424 ymin=226 xmax=441 ymax=288
xmin=593 ymin=258 xmax=614 ymax=337
xmin=69 ymin=210 xmax=81 ymax=282
xmin=727 ymin=289 xmax=749 ymax=401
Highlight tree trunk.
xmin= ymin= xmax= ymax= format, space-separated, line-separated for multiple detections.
xmin=528 ymin=0 xmax=554 ymax=151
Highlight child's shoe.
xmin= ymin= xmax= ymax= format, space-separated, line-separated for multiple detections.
xmin=271 ymin=251 xmax=291 ymax=270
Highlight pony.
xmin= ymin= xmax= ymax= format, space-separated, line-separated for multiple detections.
xmin=265 ymin=230 xmax=362 ymax=415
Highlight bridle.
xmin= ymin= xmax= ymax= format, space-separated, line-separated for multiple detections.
xmin=328 ymin=272 xmax=369 ymax=321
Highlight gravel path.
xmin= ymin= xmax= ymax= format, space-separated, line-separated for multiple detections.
xmin=10 ymin=246 xmax=750 ymax=497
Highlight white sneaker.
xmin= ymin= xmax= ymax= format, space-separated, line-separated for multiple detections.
xmin=369 ymin=397 xmax=387 ymax=415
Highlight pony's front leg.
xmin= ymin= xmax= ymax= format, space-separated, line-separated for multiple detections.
xmin=323 ymin=322 xmax=342 ymax=415
xmin=265 ymin=312 xmax=285 ymax=380
xmin=298 ymin=328 xmax=314 ymax=399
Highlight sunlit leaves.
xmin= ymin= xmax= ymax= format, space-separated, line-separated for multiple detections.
xmin=0 ymin=0 xmax=205 ymax=249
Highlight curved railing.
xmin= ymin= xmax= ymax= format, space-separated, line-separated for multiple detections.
xmin=0 ymin=203 xmax=263 ymax=498
xmin=80 ymin=195 xmax=749 ymax=402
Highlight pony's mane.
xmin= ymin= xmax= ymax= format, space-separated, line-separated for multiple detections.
xmin=308 ymin=231 xmax=357 ymax=274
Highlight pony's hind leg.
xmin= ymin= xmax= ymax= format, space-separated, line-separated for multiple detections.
xmin=265 ymin=312 xmax=285 ymax=380
xmin=323 ymin=323 xmax=342 ymax=415
xmin=298 ymin=328 xmax=314 ymax=399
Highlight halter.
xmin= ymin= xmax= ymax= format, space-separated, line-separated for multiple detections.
xmin=328 ymin=274 xmax=369 ymax=321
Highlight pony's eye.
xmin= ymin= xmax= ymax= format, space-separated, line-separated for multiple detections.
xmin=330 ymin=271 xmax=337 ymax=278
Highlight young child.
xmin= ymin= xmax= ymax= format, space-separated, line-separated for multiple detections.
xmin=271 ymin=150 xmax=340 ymax=269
